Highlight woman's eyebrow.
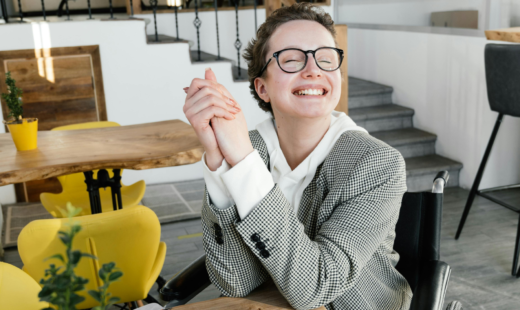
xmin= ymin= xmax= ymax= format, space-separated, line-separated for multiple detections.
xmin=281 ymin=45 xmax=330 ymax=50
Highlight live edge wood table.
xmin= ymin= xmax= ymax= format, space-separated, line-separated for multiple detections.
xmin=485 ymin=27 xmax=520 ymax=43
xmin=0 ymin=120 xmax=204 ymax=214
xmin=172 ymin=281 xmax=326 ymax=310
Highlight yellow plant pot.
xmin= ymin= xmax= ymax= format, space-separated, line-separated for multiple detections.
xmin=6 ymin=118 xmax=38 ymax=151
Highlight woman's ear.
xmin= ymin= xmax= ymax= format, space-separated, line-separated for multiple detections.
xmin=254 ymin=77 xmax=270 ymax=103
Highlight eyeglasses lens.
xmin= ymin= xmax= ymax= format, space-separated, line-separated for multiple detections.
xmin=278 ymin=48 xmax=341 ymax=72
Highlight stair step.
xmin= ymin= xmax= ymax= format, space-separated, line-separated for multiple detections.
xmin=189 ymin=50 xmax=248 ymax=82
xmin=349 ymin=77 xmax=393 ymax=108
xmin=146 ymin=34 xmax=188 ymax=44
xmin=405 ymin=155 xmax=463 ymax=192
xmin=371 ymin=128 xmax=437 ymax=158
xmin=145 ymin=35 xmax=247 ymax=81
xmin=349 ymin=104 xmax=414 ymax=132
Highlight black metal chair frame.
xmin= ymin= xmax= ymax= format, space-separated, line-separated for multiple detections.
xmin=455 ymin=43 xmax=520 ymax=278
xmin=157 ymin=171 xmax=459 ymax=310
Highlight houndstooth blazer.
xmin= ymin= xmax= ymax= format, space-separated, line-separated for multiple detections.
xmin=201 ymin=130 xmax=413 ymax=310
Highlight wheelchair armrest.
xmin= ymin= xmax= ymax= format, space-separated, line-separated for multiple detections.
xmin=410 ymin=260 xmax=451 ymax=310
xmin=159 ymin=254 xmax=211 ymax=308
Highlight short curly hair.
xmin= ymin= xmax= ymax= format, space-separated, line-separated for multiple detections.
xmin=243 ymin=3 xmax=337 ymax=116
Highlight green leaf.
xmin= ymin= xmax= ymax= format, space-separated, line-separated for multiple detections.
xmin=81 ymin=253 xmax=97 ymax=260
xmin=108 ymin=271 xmax=123 ymax=282
xmin=71 ymin=224 xmax=82 ymax=234
xmin=71 ymin=250 xmax=82 ymax=265
xmin=70 ymin=293 xmax=85 ymax=305
xmin=107 ymin=297 xmax=120 ymax=304
xmin=58 ymin=233 xmax=71 ymax=245
xmin=103 ymin=262 xmax=115 ymax=272
xmin=44 ymin=254 xmax=65 ymax=263
xmin=88 ymin=290 xmax=102 ymax=302
xmin=38 ymin=286 xmax=53 ymax=298
xmin=99 ymin=268 xmax=107 ymax=282
xmin=66 ymin=202 xmax=83 ymax=217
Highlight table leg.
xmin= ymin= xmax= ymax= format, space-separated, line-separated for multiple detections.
xmin=84 ymin=169 xmax=124 ymax=215
xmin=84 ymin=171 xmax=102 ymax=214
xmin=111 ymin=169 xmax=123 ymax=211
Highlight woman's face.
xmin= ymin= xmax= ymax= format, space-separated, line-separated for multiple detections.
xmin=255 ymin=20 xmax=342 ymax=121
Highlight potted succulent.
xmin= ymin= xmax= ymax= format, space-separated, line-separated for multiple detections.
xmin=1 ymin=71 xmax=38 ymax=151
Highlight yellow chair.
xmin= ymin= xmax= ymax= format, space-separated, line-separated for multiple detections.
xmin=18 ymin=205 xmax=166 ymax=309
xmin=0 ymin=262 xmax=50 ymax=310
xmin=40 ymin=121 xmax=146 ymax=217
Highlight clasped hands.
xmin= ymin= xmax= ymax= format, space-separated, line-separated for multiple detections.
xmin=183 ymin=68 xmax=254 ymax=171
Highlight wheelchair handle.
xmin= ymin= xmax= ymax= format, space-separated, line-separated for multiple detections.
xmin=432 ymin=171 xmax=449 ymax=194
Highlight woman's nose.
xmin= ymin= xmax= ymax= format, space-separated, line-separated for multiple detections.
xmin=301 ymin=55 xmax=322 ymax=78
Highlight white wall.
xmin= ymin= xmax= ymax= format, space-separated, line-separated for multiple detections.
xmin=348 ymin=28 xmax=520 ymax=189
xmin=337 ymin=0 xmax=517 ymax=30
xmin=0 ymin=18 xmax=271 ymax=204
xmin=338 ymin=0 xmax=486 ymax=28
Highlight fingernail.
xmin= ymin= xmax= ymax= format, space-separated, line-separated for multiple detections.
xmin=205 ymin=67 xmax=211 ymax=71
xmin=183 ymin=87 xmax=189 ymax=91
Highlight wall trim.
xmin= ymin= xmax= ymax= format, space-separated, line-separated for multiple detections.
xmin=347 ymin=22 xmax=486 ymax=38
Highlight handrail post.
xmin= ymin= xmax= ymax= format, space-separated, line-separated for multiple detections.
xmin=194 ymin=0 xmax=202 ymax=61
xmin=150 ymin=0 xmax=159 ymax=42
xmin=234 ymin=0 xmax=242 ymax=78
xmin=174 ymin=6 xmax=179 ymax=40
xmin=17 ymin=0 xmax=23 ymax=22
xmin=41 ymin=0 xmax=46 ymax=21
xmin=87 ymin=0 xmax=93 ymax=19
xmin=129 ymin=0 xmax=135 ymax=17
xmin=253 ymin=0 xmax=257 ymax=33
xmin=109 ymin=0 xmax=115 ymax=19
xmin=65 ymin=0 xmax=71 ymax=21
xmin=1 ymin=0 xmax=8 ymax=23
xmin=214 ymin=0 xmax=221 ymax=60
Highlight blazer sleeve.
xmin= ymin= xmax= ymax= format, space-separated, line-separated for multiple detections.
xmin=201 ymin=187 xmax=270 ymax=297
xmin=234 ymin=145 xmax=407 ymax=310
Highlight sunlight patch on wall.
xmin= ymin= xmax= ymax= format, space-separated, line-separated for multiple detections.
xmin=32 ymin=22 xmax=55 ymax=83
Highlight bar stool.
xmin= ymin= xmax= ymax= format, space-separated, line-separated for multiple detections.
xmin=455 ymin=43 xmax=520 ymax=277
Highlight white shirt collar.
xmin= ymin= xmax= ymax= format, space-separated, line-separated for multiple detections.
xmin=256 ymin=111 xmax=367 ymax=212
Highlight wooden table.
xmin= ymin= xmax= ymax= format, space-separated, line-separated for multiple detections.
xmin=0 ymin=120 xmax=204 ymax=213
xmin=485 ymin=27 xmax=520 ymax=43
xmin=172 ymin=281 xmax=326 ymax=310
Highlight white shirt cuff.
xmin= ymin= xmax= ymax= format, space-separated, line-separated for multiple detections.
xmin=202 ymin=152 xmax=235 ymax=209
xmin=221 ymin=149 xmax=275 ymax=220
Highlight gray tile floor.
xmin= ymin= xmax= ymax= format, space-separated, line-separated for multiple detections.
xmin=3 ymin=184 xmax=520 ymax=309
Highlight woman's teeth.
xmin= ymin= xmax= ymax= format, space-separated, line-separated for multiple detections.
xmin=295 ymin=89 xmax=324 ymax=96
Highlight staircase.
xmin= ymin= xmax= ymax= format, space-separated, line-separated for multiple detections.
xmin=348 ymin=77 xmax=462 ymax=192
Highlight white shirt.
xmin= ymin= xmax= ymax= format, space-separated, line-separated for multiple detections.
xmin=202 ymin=111 xmax=367 ymax=220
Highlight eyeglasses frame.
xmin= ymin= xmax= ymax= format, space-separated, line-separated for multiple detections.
xmin=257 ymin=47 xmax=344 ymax=78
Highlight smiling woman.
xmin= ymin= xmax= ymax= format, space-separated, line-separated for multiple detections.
xmin=182 ymin=3 xmax=412 ymax=310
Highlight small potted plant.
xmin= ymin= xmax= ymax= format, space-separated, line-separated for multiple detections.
xmin=1 ymin=71 xmax=38 ymax=151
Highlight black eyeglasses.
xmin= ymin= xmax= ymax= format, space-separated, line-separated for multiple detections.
xmin=257 ymin=47 xmax=344 ymax=77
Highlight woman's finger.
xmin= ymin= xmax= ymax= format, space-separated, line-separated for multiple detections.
xmin=185 ymin=85 xmax=239 ymax=109
xmin=191 ymin=106 xmax=236 ymax=128
xmin=186 ymin=78 xmax=238 ymax=107
xmin=185 ymin=94 xmax=240 ymax=120
xmin=186 ymin=78 xmax=220 ymax=101
xmin=184 ymin=86 xmax=240 ymax=114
